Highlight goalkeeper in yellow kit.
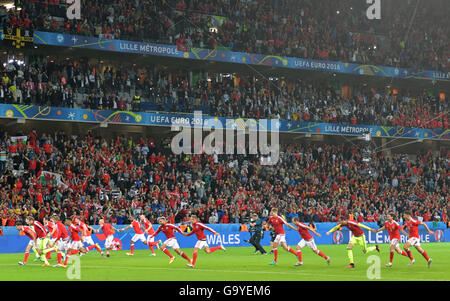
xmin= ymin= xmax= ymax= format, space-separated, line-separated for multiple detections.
xmin=326 ymin=216 xmax=380 ymax=268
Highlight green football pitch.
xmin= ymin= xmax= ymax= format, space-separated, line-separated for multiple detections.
xmin=0 ymin=243 xmax=449 ymax=281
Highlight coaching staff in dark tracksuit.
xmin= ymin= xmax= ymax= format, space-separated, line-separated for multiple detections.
xmin=245 ymin=213 xmax=267 ymax=255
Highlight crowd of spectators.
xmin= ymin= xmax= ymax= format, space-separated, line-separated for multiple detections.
xmin=0 ymin=130 xmax=448 ymax=229
xmin=1 ymin=0 xmax=448 ymax=72
xmin=1 ymin=57 xmax=448 ymax=129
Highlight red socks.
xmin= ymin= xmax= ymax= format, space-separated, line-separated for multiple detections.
xmin=390 ymin=251 xmax=394 ymax=263
xmin=420 ymin=250 xmax=430 ymax=261
xmin=46 ymin=252 xmax=52 ymax=259
xmin=162 ymin=248 xmax=173 ymax=258
xmin=317 ymin=250 xmax=328 ymax=260
xmin=24 ymin=251 xmax=30 ymax=263
xmin=57 ymin=252 xmax=62 ymax=264
xmin=192 ymin=251 xmax=198 ymax=266
xmin=404 ymin=249 xmax=414 ymax=260
xmin=130 ymin=244 xmax=134 ymax=254
xmin=208 ymin=246 xmax=222 ymax=253
xmin=401 ymin=250 xmax=409 ymax=258
xmin=273 ymin=249 xmax=278 ymax=262
xmin=180 ymin=252 xmax=191 ymax=262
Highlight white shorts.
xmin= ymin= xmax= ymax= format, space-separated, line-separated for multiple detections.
xmin=104 ymin=235 xmax=114 ymax=248
xmin=390 ymin=238 xmax=400 ymax=249
xmin=194 ymin=240 xmax=209 ymax=250
xmin=132 ymin=233 xmax=147 ymax=243
xmin=57 ymin=237 xmax=70 ymax=252
xmin=297 ymin=239 xmax=318 ymax=251
xmin=27 ymin=239 xmax=37 ymax=248
xmin=274 ymin=234 xmax=286 ymax=244
xmin=407 ymin=237 xmax=421 ymax=247
xmin=163 ymin=238 xmax=180 ymax=249
xmin=82 ymin=236 xmax=95 ymax=246
xmin=146 ymin=235 xmax=155 ymax=243
xmin=69 ymin=241 xmax=84 ymax=250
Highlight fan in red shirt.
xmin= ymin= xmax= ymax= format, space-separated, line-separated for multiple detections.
xmin=266 ymin=208 xmax=302 ymax=265
xmin=400 ymin=212 xmax=434 ymax=268
xmin=184 ymin=215 xmax=226 ymax=268
xmin=372 ymin=212 xmax=412 ymax=267
xmin=149 ymin=216 xmax=192 ymax=265
xmin=93 ymin=219 xmax=119 ymax=257
xmin=62 ymin=217 xmax=88 ymax=267
xmin=118 ymin=215 xmax=155 ymax=256
xmin=139 ymin=214 xmax=162 ymax=256
xmin=289 ymin=217 xmax=329 ymax=266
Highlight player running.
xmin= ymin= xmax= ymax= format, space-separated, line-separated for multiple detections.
xmin=148 ymin=217 xmax=192 ymax=265
xmin=118 ymin=215 xmax=153 ymax=256
xmin=50 ymin=215 xmax=70 ymax=266
xmin=326 ymin=216 xmax=380 ymax=268
xmin=61 ymin=217 xmax=88 ymax=267
xmin=401 ymin=211 xmax=434 ymax=268
xmin=184 ymin=215 xmax=226 ymax=268
xmin=94 ymin=219 xmax=119 ymax=257
xmin=266 ymin=208 xmax=302 ymax=265
xmin=140 ymin=214 xmax=162 ymax=256
xmin=371 ymin=212 xmax=413 ymax=267
xmin=288 ymin=217 xmax=330 ymax=266
xmin=79 ymin=220 xmax=103 ymax=256
xmin=16 ymin=222 xmax=40 ymax=265
xmin=25 ymin=216 xmax=55 ymax=265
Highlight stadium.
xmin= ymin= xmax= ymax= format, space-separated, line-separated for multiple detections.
xmin=0 ymin=0 xmax=448 ymax=286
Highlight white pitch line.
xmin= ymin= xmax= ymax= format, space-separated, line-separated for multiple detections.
xmin=0 ymin=263 xmax=443 ymax=281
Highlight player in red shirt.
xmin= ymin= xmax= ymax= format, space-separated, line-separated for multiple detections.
xmin=288 ymin=217 xmax=330 ymax=266
xmin=16 ymin=222 xmax=38 ymax=265
xmin=139 ymin=214 xmax=162 ymax=256
xmin=80 ymin=220 xmax=103 ymax=255
xmin=94 ymin=219 xmax=119 ymax=257
xmin=50 ymin=215 xmax=71 ymax=266
xmin=149 ymin=216 xmax=192 ymax=265
xmin=327 ymin=216 xmax=380 ymax=268
xmin=372 ymin=212 xmax=412 ymax=267
xmin=25 ymin=216 xmax=55 ymax=265
xmin=184 ymin=215 xmax=226 ymax=268
xmin=266 ymin=208 xmax=302 ymax=265
xmin=61 ymin=217 xmax=88 ymax=267
xmin=118 ymin=215 xmax=150 ymax=256
xmin=400 ymin=211 xmax=434 ymax=267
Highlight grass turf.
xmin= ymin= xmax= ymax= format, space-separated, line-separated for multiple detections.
xmin=0 ymin=243 xmax=448 ymax=281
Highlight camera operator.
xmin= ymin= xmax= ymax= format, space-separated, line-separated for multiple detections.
xmin=244 ymin=213 xmax=267 ymax=255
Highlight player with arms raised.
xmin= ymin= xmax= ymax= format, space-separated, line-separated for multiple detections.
xmin=118 ymin=215 xmax=150 ymax=256
xmin=327 ymin=216 xmax=380 ymax=268
xmin=266 ymin=208 xmax=302 ymax=265
xmin=94 ymin=219 xmax=119 ymax=257
xmin=401 ymin=211 xmax=434 ymax=267
xmin=371 ymin=212 xmax=413 ymax=267
xmin=288 ymin=217 xmax=330 ymax=266
xmin=140 ymin=214 xmax=162 ymax=256
xmin=148 ymin=216 xmax=192 ymax=265
xmin=184 ymin=215 xmax=226 ymax=268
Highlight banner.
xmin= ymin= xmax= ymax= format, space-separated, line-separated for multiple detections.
xmin=1 ymin=104 xmax=448 ymax=141
xmin=0 ymin=223 xmax=447 ymax=253
xmin=2 ymin=27 xmax=34 ymax=49
xmin=30 ymin=30 xmax=450 ymax=81
xmin=40 ymin=171 xmax=68 ymax=189
xmin=10 ymin=136 xmax=27 ymax=145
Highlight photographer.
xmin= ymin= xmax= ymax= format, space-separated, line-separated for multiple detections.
xmin=244 ymin=213 xmax=267 ymax=255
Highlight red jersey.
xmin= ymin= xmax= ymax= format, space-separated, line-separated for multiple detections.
xmin=296 ymin=222 xmax=313 ymax=241
xmin=187 ymin=222 xmax=218 ymax=240
xmin=33 ymin=221 xmax=48 ymax=238
xmin=69 ymin=223 xmax=82 ymax=241
xmin=23 ymin=226 xmax=36 ymax=240
xmin=142 ymin=218 xmax=155 ymax=235
xmin=153 ymin=223 xmax=182 ymax=239
xmin=131 ymin=220 xmax=144 ymax=235
xmin=56 ymin=221 xmax=69 ymax=240
xmin=343 ymin=220 xmax=364 ymax=237
xmin=45 ymin=221 xmax=59 ymax=239
xmin=404 ymin=218 xmax=420 ymax=239
xmin=384 ymin=220 xmax=401 ymax=240
xmin=79 ymin=221 xmax=92 ymax=237
xmin=101 ymin=223 xmax=114 ymax=237
xmin=268 ymin=215 xmax=288 ymax=235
